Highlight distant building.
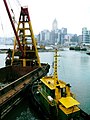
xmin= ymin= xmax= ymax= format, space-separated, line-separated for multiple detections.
xmin=38 ymin=30 xmax=50 ymax=45
xmin=82 ymin=27 xmax=90 ymax=45
xmin=70 ymin=34 xmax=78 ymax=43
xmin=60 ymin=28 xmax=67 ymax=45
xmin=44 ymin=30 xmax=50 ymax=41
xmin=78 ymin=35 xmax=82 ymax=44
xmin=50 ymin=30 xmax=56 ymax=44
xmin=64 ymin=34 xmax=73 ymax=46
xmin=61 ymin=27 xmax=67 ymax=35
xmin=40 ymin=31 xmax=45 ymax=42
xmin=36 ymin=19 xmax=69 ymax=45
xmin=52 ymin=19 xmax=58 ymax=31
xmin=57 ymin=30 xmax=61 ymax=44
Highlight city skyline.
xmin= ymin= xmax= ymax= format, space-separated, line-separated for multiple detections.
xmin=0 ymin=0 xmax=90 ymax=37
xmin=37 ymin=20 xmax=90 ymax=45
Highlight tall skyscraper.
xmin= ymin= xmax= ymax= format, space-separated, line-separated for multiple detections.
xmin=52 ymin=19 xmax=58 ymax=31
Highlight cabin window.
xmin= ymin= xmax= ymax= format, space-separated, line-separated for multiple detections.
xmin=61 ymin=88 xmax=66 ymax=97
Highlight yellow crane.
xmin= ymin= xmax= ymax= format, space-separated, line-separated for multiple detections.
xmin=3 ymin=0 xmax=41 ymax=67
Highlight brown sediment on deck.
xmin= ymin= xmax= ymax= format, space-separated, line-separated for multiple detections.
xmin=0 ymin=63 xmax=50 ymax=119
xmin=0 ymin=65 xmax=39 ymax=83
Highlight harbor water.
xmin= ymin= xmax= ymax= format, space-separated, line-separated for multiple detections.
xmin=0 ymin=48 xmax=90 ymax=119
xmin=39 ymin=50 xmax=90 ymax=114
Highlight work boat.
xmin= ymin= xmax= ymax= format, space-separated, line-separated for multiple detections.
xmin=31 ymin=49 xmax=90 ymax=120
xmin=0 ymin=1 xmax=50 ymax=119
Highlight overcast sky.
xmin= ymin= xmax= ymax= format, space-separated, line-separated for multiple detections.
xmin=0 ymin=0 xmax=90 ymax=37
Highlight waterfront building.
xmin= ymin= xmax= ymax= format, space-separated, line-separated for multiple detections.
xmin=40 ymin=31 xmax=45 ymax=42
xmin=60 ymin=28 xmax=67 ymax=45
xmin=50 ymin=30 xmax=56 ymax=45
xmin=38 ymin=30 xmax=51 ymax=45
xmin=57 ymin=30 xmax=61 ymax=44
xmin=44 ymin=30 xmax=50 ymax=41
xmin=82 ymin=27 xmax=90 ymax=45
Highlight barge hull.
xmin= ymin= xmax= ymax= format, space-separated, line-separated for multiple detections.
xmin=0 ymin=63 xmax=50 ymax=119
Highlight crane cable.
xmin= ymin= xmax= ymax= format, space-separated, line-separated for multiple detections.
xmin=0 ymin=15 xmax=6 ymax=44
xmin=8 ymin=0 xmax=22 ymax=24
xmin=8 ymin=0 xmax=17 ymax=24
xmin=0 ymin=16 xmax=4 ymax=33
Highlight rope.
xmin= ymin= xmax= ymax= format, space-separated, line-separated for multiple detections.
xmin=0 ymin=16 xmax=4 ymax=32
xmin=8 ymin=0 xmax=17 ymax=24
xmin=0 ymin=15 xmax=6 ymax=43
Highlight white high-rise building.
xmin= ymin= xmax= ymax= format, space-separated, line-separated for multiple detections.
xmin=82 ymin=27 xmax=90 ymax=45
xmin=52 ymin=19 xmax=58 ymax=31
xmin=39 ymin=30 xmax=50 ymax=42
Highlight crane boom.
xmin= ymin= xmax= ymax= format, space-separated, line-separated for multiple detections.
xmin=3 ymin=0 xmax=24 ymax=57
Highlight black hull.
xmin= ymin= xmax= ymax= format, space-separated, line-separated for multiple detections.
xmin=29 ymin=81 xmax=51 ymax=120
xmin=86 ymin=52 xmax=90 ymax=55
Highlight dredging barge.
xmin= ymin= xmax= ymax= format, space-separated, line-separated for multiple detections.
xmin=0 ymin=0 xmax=90 ymax=120
xmin=30 ymin=49 xmax=90 ymax=120
xmin=0 ymin=0 xmax=50 ymax=119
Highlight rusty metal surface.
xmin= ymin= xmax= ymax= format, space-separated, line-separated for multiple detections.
xmin=0 ymin=63 xmax=50 ymax=119
xmin=0 ymin=78 xmax=30 ymax=104
xmin=0 ymin=65 xmax=39 ymax=83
